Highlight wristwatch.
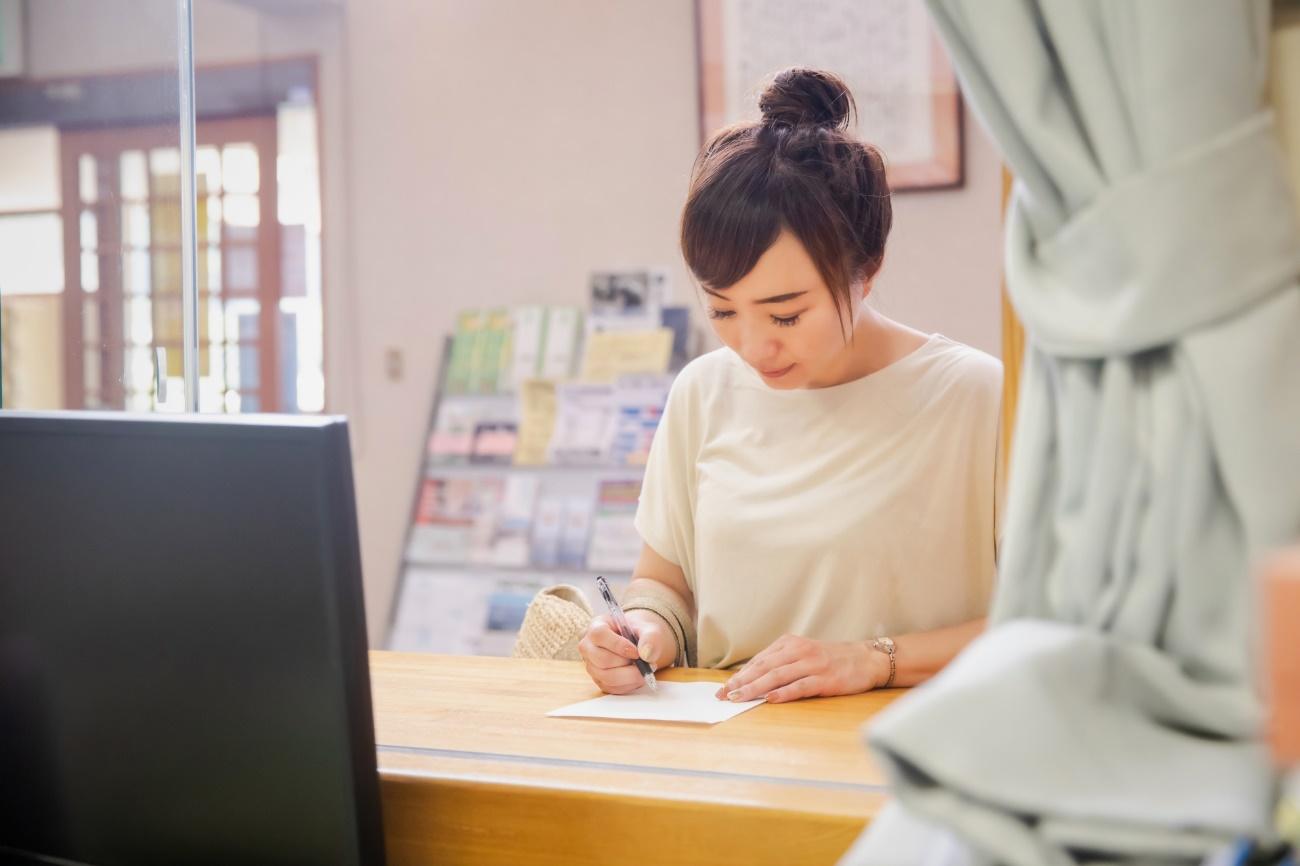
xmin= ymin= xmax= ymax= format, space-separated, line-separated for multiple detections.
xmin=870 ymin=637 xmax=896 ymax=689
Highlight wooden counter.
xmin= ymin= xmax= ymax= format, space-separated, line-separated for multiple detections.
xmin=370 ymin=652 xmax=898 ymax=866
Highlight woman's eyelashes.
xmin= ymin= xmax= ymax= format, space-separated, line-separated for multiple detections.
xmin=707 ymin=307 xmax=803 ymax=327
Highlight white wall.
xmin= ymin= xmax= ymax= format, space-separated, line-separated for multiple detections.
xmin=874 ymin=106 xmax=1003 ymax=353
xmin=342 ymin=0 xmax=703 ymax=641
xmin=22 ymin=0 xmax=1004 ymax=643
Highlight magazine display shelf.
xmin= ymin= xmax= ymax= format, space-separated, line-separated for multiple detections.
xmin=386 ymin=337 xmax=670 ymax=657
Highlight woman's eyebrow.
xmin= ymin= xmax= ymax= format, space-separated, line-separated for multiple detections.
xmin=702 ymin=287 xmax=808 ymax=304
xmin=754 ymin=291 xmax=808 ymax=305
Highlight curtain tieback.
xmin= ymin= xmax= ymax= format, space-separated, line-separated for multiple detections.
xmin=1007 ymin=112 xmax=1300 ymax=358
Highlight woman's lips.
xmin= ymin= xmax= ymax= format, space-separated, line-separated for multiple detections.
xmin=760 ymin=363 xmax=796 ymax=379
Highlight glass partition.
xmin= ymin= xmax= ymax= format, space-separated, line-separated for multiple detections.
xmin=0 ymin=0 xmax=191 ymax=411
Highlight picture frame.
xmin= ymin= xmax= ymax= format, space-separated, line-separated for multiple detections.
xmin=695 ymin=0 xmax=964 ymax=191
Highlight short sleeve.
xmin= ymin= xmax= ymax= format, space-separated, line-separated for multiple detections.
xmin=634 ymin=365 xmax=700 ymax=589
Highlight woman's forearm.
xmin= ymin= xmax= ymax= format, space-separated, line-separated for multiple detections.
xmin=885 ymin=618 xmax=986 ymax=688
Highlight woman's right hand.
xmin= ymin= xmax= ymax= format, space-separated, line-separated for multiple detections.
xmin=578 ymin=610 xmax=676 ymax=694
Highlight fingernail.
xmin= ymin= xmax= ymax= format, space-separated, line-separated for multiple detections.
xmin=727 ymin=690 xmax=744 ymax=702
xmin=638 ymin=643 xmax=654 ymax=662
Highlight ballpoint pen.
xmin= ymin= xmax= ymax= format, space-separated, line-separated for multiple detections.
xmin=595 ymin=575 xmax=658 ymax=692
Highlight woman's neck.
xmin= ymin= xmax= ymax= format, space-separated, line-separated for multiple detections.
xmin=811 ymin=306 xmax=930 ymax=388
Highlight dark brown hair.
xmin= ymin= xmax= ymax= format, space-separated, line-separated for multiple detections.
xmin=681 ymin=68 xmax=892 ymax=333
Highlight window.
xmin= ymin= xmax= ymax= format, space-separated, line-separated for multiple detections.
xmin=0 ymin=59 xmax=323 ymax=414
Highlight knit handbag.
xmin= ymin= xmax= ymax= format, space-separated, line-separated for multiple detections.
xmin=511 ymin=584 xmax=594 ymax=662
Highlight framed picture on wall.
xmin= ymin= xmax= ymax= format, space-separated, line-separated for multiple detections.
xmin=696 ymin=0 xmax=964 ymax=191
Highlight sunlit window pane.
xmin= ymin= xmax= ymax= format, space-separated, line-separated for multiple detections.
xmin=223 ymin=193 xmax=260 ymax=243
xmin=79 ymin=154 xmax=98 ymax=205
xmin=196 ymin=146 xmax=222 ymax=195
xmin=124 ymin=297 xmax=154 ymax=345
xmin=81 ymin=251 xmax=99 ymax=293
xmin=82 ymin=298 xmax=100 ymax=346
xmin=120 ymin=151 xmax=148 ymax=201
xmin=222 ymin=144 xmax=259 ymax=195
xmin=225 ymin=246 xmax=257 ymax=294
xmin=149 ymin=148 xmax=181 ymax=198
xmin=0 ymin=127 xmax=60 ymax=211
xmin=122 ymin=204 xmax=150 ymax=247
xmin=125 ymin=346 xmax=154 ymax=394
xmin=0 ymin=213 xmax=63 ymax=296
xmin=124 ymin=249 xmax=151 ymax=295
xmin=80 ymin=209 xmax=98 ymax=250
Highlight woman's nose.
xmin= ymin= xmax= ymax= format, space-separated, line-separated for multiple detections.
xmin=737 ymin=323 xmax=780 ymax=367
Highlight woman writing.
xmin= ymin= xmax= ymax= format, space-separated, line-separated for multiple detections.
xmin=579 ymin=68 xmax=1001 ymax=704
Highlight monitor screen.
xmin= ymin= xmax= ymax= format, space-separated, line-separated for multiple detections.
xmin=0 ymin=412 xmax=385 ymax=866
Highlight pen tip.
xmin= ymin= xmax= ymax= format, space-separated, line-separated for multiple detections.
xmin=645 ymin=672 xmax=658 ymax=692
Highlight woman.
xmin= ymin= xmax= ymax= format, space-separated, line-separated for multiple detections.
xmin=579 ymin=68 xmax=1002 ymax=704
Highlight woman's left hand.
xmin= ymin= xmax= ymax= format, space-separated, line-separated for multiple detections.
xmin=716 ymin=633 xmax=886 ymax=704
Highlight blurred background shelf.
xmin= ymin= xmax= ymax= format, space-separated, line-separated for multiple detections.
xmin=388 ymin=308 xmax=686 ymax=656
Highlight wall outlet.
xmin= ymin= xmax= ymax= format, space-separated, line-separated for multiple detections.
xmin=385 ymin=348 xmax=404 ymax=382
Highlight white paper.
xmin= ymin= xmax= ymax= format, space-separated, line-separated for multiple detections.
xmin=547 ymin=681 xmax=764 ymax=725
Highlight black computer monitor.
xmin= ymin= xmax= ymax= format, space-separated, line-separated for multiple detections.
xmin=0 ymin=412 xmax=385 ymax=866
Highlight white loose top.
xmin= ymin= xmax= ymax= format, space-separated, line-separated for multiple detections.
xmin=634 ymin=335 xmax=1003 ymax=669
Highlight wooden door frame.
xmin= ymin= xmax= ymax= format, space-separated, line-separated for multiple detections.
xmin=58 ymin=116 xmax=281 ymax=411
xmin=1000 ymin=167 xmax=1025 ymax=477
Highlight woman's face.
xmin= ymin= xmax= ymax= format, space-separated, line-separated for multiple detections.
xmin=703 ymin=230 xmax=864 ymax=389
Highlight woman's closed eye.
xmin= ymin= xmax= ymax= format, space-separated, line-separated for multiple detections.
xmin=707 ymin=307 xmax=802 ymax=327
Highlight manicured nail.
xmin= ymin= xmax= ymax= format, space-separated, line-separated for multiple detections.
xmin=638 ymin=643 xmax=655 ymax=662
xmin=727 ymin=690 xmax=744 ymax=702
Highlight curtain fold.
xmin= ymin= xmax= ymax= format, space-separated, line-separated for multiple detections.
xmin=844 ymin=2 xmax=1300 ymax=863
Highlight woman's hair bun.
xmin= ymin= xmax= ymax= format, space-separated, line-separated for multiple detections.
xmin=758 ymin=67 xmax=855 ymax=130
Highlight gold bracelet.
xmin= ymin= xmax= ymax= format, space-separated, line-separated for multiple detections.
xmin=870 ymin=637 xmax=896 ymax=688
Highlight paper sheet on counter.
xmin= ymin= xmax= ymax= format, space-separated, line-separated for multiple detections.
xmin=547 ymin=681 xmax=764 ymax=725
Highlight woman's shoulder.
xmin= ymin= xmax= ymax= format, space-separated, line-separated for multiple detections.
xmin=647 ymin=348 xmax=738 ymax=456
xmin=910 ymin=334 xmax=1003 ymax=403
xmin=671 ymin=346 xmax=745 ymax=397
